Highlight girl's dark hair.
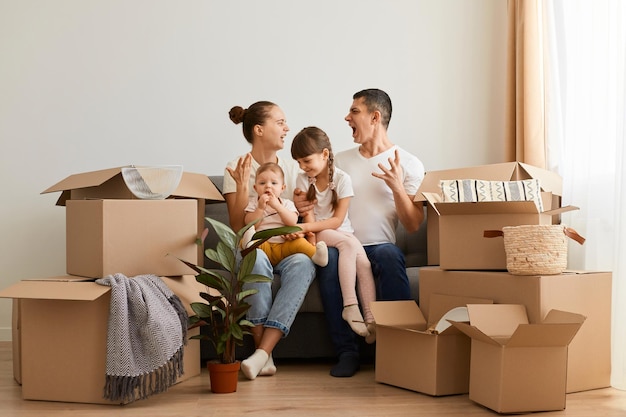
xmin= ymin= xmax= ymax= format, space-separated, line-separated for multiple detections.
xmin=291 ymin=126 xmax=338 ymax=209
xmin=229 ymin=101 xmax=277 ymax=144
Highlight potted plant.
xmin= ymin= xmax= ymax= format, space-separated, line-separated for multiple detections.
xmin=176 ymin=217 xmax=300 ymax=393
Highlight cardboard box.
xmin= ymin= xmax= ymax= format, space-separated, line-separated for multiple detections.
xmin=370 ymin=294 xmax=492 ymax=396
xmin=66 ymin=199 xmax=199 ymax=278
xmin=426 ymin=196 xmax=576 ymax=270
xmin=413 ymin=162 xmax=564 ymax=266
xmin=0 ymin=276 xmax=201 ymax=405
xmin=418 ymin=267 xmax=612 ymax=392
xmin=450 ymin=304 xmax=585 ymax=413
xmin=42 ymin=167 xmax=225 ymax=268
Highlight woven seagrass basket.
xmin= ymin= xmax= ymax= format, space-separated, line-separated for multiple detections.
xmin=502 ymin=225 xmax=570 ymax=275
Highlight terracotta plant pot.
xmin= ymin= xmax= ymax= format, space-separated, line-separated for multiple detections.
xmin=207 ymin=361 xmax=240 ymax=393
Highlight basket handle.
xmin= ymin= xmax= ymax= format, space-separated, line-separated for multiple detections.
xmin=564 ymin=227 xmax=586 ymax=245
xmin=483 ymin=226 xmax=586 ymax=245
xmin=483 ymin=230 xmax=504 ymax=238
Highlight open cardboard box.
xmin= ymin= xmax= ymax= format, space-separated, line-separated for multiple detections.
xmin=370 ymin=294 xmax=492 ymax=396
xmin=413 ymin=161 xmax=565 ymax=267
xmin=423 ymin=193 xmax=577 ymax=270
xmin=42 ymin=167 xmax=224 ymax=278
xmin=418 ymin=267 xmax=612 ymax=393
xmin=0 ymin=275 xmax=203 ymax=405
xmin=449 ymin=304 xmax=585 ymax=414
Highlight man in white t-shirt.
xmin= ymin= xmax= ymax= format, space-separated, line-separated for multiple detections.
xmin=297 ymin=89 xmax=425 ymax=377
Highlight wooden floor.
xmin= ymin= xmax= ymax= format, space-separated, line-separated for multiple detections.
xmin=1 ymin=342 xmax=625 ymax=417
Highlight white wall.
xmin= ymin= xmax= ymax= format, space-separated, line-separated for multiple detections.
xmin=0 ymin=0 xmax=508 ymax=340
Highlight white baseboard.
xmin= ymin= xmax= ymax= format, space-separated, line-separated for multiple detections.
xmin=0 ymin=327 xmax=12 ymax=342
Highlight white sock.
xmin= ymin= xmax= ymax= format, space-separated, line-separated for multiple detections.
xmin=259 ymin=353 xmax=277 ymax=376
xmin=342 ymin=304 xmax=368 ymax=336
xmin=312 ymin=241 xmax=329 ymax=267
xmin=241 ymin=349 xmax=269 ymax=380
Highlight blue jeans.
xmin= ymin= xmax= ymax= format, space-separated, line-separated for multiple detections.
xmin=318 ymin=243 xmax=410 ymax=356
xmin=245 ymin=249 xmax=315 ymax=336
xmin=364 ymin=243 xmax=411 ymax=301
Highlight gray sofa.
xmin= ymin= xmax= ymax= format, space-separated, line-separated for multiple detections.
xmin=201 ymin=175 xmax=428 ymax=361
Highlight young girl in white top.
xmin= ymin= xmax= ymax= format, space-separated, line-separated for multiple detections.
xmin=291 ymin=126 xmax=376 ymax=342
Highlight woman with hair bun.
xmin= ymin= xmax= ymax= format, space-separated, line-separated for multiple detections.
xmin=223 ymin=101 xmax=315 ymax=380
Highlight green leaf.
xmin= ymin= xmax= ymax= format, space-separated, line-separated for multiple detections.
xmin=199 ymin=291 xmax=222 ymax=304
xmin=190 ymin=302 xmax=214 ymax=318
xmin=239 ymin=319 xmax=255 ymax=328
xmin=237 ymin=288 xmax=258 ymax=302
xmin=204 ymin=247 xmax=219 ymax=264
xmin=195 ymin=271 xmax=227 ymax=289
xmin=206 ymin=217 xmax=237 ymax=248
xmin=240 ymin=274 xmax=272 ymax=284
xmin=238 ymin=249 xmax=256 ymax=278
xmin=231 ymin=322 xmax=244 ymax=340
xmin=252 ymin=225 xmax=301 ymax=240
xmin=216 ymin=241 xmax=236 ymax=274
xmin=236 ymin=218 xmax=262 ymax=242
xmin=232 ymin=304 xmax=251 ymax=321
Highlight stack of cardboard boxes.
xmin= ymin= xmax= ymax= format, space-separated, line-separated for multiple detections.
xmin=371 ymin=162 xmax=612 ymax=413
xmin=0 ymin=167 xmax=224 ymax=404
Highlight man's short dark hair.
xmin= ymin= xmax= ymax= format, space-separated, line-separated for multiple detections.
xmin=353 ymin=88 xmax=392 ymax=129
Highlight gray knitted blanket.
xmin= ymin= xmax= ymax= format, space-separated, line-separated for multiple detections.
xmin=96 ymin=273 xmax=188 ymax=403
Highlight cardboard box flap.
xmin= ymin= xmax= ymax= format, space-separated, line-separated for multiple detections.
xmin=518 ymin=162 xmax=563 ymax=196
xmin=543 ymin=205 xmax=579 ymax=216
xmin=507 ymin=323 xmax=585 ymax=347
xmin=414 ymin=161 xmax=563 ymax=202
xmin=447 ymin=320 xmax=503 ymax=346
xmin=42 ymin=167 xmax=122 ymax=194
xmin=0 ymin=280 xmax=109 ymax=301
xmin=421 ymin=192 xmax=442 ymax=215
xmin=22 ymin=276 xmax=95 ymax=282
xmin=174 ymin=172 xmax=223 ymax=201
xmin=42 ymin=167 xmax=224 ymax=204
xmin=543 ymin=309 xmax=587 ymax=325
xmin=370 ymin=300 xmax=427 ymax=329
xmin=466 ymin=304 xmax=529 ymax=338
xmin=427 ymin=293 xmax=493 ymax=328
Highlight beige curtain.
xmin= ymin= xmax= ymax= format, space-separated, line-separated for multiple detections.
xmin=505 ymin=0 xmax=546 ymax=168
